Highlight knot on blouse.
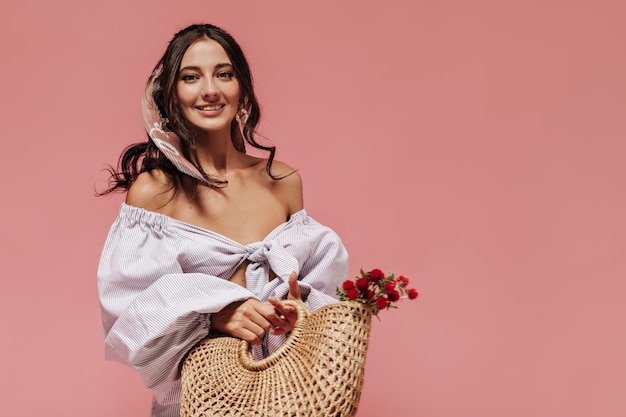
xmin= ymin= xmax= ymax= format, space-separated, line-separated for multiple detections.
xmin=243 ymin=240 xmax=301 ymax=296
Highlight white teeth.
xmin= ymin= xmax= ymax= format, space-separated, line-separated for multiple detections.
xmin=198 ymin=105 xmax=223 ymax=111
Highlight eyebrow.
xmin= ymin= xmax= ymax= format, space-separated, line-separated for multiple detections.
xmin=179 ymin=63 xmax=234 ymax=72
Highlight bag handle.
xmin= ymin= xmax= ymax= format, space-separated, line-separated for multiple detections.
xmin=238 ymin=300 xmax=310 ymax=371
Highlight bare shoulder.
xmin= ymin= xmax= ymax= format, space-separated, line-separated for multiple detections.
xmin=125 ymin=169 xmax=175 ymax=212
xmin=270 ymin=160 xmax=303 ymax=214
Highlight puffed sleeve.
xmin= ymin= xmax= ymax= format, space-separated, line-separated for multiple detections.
xmin=298 ymin=216 xmax=349 ymax=310
xmin=97 ymin=206 xmax=254 ymax=403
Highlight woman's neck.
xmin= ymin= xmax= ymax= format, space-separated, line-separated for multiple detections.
xmin=194 ymin=130 xmax=244 ymax=175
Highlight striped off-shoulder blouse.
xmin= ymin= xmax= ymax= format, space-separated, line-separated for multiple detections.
xmin=97 ymin=203 xmax=348 ymax=417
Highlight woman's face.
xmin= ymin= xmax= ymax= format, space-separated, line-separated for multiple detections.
xmin=176 ymin=39 xmax=241 ymax=136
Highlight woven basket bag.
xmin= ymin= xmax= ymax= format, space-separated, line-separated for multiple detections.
xmin=180 ymin=300 xmax=372 ymax=417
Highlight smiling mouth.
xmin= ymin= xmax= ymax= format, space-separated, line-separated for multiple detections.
xmin=197 ymin=104 xmax=225 ymax=111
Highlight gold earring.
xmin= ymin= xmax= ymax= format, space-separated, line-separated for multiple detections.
xmin=235 ymin=108 xmax=249 ymax=125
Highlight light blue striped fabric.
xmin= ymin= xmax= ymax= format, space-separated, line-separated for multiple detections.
xmin=97 ymin=203 xmax=348 ymax=417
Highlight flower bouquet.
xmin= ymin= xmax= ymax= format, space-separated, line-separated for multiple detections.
xmin=337 ymin=268 xmax=419 ymax=316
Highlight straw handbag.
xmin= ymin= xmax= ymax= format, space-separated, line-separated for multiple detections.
xmin=180 ymin=300 xmax=372 ymax=417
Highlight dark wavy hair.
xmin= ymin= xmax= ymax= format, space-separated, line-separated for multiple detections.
xmin=100 ymin=23 xmax=278 ymax=195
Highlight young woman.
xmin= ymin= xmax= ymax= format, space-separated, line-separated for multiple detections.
xmin=97 ymin=23 xmax=348 ymax=417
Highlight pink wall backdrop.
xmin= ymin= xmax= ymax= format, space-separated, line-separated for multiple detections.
xmin=1 ymin=1 xmax=624 ymax=416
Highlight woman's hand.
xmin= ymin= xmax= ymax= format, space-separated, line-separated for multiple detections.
xmin=211 ymin=298 xmax=291 ymax=345
xmin=211 ymin=273 xmax=303 ymax=343
xmin=268 ymin=272 xmax=302 ymax=335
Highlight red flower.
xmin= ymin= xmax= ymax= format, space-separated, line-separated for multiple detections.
xmin=375 ymin=297 xmax=389 ymax=310
xmin=346 ymin=288 xmax=360 ymax=300
xmin=337 ymin=268 xmax=419 ymax=316
xmin=342 ymin=280 xmax=354 ymax=290
xmin=368 ymin=269 xmax=386 ymax=282
xmin=397 ymin=276 xmax=410 ymax=287
xmin=355 ymin=278 xmax=370 ymax=290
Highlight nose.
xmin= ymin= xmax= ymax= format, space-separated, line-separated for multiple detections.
xmin=201 ymin=78 xmax=220 ymax=99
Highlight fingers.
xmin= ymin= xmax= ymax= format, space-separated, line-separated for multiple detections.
xmin=234 ymin=327 xmax=266 ymax=345
xmin=287 ymin=272 xmax=302 ymax=301
xmin=211 ymin=299 xmax=274 ymax=345
xmin=268 ymin=297 xmax=295 ymax=320
xmin=264 ymin=298 xmax=293 ymax=329
xmin=268 ymin=297 xmax=299 ymax=335
xmin=211 ymin=274 xmax=303 ymax=343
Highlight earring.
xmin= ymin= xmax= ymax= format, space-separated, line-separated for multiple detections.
xmin=235 ymin=108 xmax=249 ymax=125
xmin=234 ymin=108 xmax=248 ymax=153
xmin=160 ymin=118 xmax=170 ymax=132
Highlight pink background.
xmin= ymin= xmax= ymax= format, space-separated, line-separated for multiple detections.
xmin=1 ymin=1 xmax=625 ymax=416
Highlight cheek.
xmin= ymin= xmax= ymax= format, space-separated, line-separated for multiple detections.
xmin=229 ymin=80 xmax=242 ymax=101
xmin=231 ymin=89 xmax=242 ymax=105
xmin=176 ymin=83 xmax=197 ymax=105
